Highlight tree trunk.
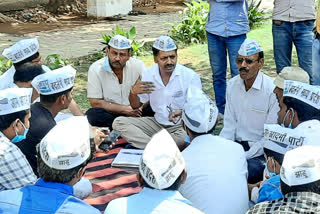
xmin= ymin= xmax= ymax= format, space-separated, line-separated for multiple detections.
xmin=0 ymin=12 xmax=21 ymax=23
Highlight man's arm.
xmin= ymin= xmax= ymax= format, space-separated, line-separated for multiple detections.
xmin=68 ymin=99 xmax=83 ymax=116
xmin=89 ymin=98 xmax=142 ymax=117
xmin=129 ymin=77 xmax=155 ymax=109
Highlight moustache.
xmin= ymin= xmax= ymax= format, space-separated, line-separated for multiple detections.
xmin=239 ymin=67 xmax=249 ymax=73
xmin=165 ymin=64 xmax=175 ymax=68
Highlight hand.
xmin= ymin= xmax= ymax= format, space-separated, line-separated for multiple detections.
xmin=131 ymin=76 xmax=155 ymax=95
xmin=169 ymin=109 xmax=182 ymax=124
xmin=94 ymin=132 xmax=107 ymax=152
xmin=123 ymin=105 xmax=142 ymax=117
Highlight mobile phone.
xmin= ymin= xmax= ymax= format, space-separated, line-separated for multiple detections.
xmin=99 ymin=130 xmax=121 ymax=151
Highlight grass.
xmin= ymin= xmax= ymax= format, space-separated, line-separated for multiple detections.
xmin=70 ymin=20 xmax=298 ymax=114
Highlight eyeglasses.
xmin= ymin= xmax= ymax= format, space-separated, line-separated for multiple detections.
xmin=236 ymin=57 xmax=259 ymax=65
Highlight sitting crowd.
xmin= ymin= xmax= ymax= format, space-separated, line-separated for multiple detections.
xmin=0 ymin=24 xmax=319 ymax=214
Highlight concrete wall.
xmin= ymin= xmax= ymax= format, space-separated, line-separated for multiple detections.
xmin=0 ymin=0 xmax=49 ymax=12
xmin=87 ymin=0 xmax=132 ymax=17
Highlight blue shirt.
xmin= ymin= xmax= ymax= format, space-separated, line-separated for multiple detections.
xmin=206 ymin=0 xmax=249 ymax=37
xmin=105 ymin=187 xmax=204 ymax=214
xmin=257 ymin=175 xmax=283 ymax=203
xmin=0 ymin=178 xmax=100 ymax=214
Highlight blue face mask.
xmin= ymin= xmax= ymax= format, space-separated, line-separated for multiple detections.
xmin=265 ymin=158 xmax=277 ymax=178
xmin=281 ymin=109 xmax=294 ymax=129
xmin=11 ymin=120 xmax=28 ymax=143
xmin=184 ymin=135 xmax=191 ymax=144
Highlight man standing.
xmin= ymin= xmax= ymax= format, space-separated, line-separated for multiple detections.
xmin=16 ymin=65 xmax=76 ymax=175
xmin=179 ymin=86 xmax=249 ymax=214
xmin=220 ymin=38 xmax=279 ymax=184
xmin=113 ymin=36 xmax=201 ymax=149
xmin=105 ymin=129 xmax=203 ymax=214
xmin=206 ymin=0 xmax=249 ymax=115
xmin=87 ymin=35 xmax=150 ymax=128
xmin=0 ymin=116 xmax=101 ymax=213
xmin=312 ymin=1 xmax=320 ymax=85
xmin=0 ymin=88 xmax=37 ymax=190
xmin=247 ymin=146 xmax=320 ymax=213
xmin=272 ymin=0 xmax=315 ymax=82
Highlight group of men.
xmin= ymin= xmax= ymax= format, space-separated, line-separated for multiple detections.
xmin=0 ymin=0 xmax=319 ymax=213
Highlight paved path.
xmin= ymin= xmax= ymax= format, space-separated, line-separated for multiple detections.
xmin=0 ymin=12 xmax=182 ymax=59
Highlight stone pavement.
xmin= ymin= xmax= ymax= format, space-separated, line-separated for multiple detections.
xmin=0 ymin=12 xmax=182 ymax=59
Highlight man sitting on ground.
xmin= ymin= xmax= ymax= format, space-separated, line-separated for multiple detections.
xmin=105 ymin=129 xmax=203 ymax=214
xmin=250 ymin=81 xmax=320 ymax=203
xmin=179 ymin=86 xmax=249 ymax=214
xmin=15 ymin=65 xmax=76 ymax=175
xmin=247 ymin=146 xmax=320 ymax=213
xmin=220 ymin=38 xmax=279 ymax=184
xmin=0 ymin=116 xmax=102 ymax=213
xmin=1 ymin=38 xmax=83 ymax=117
xmin=0 ymin=88 xmax=36 ymax=190
xmin=113 ymin=36 xmax=201 ymax=150
xmin=86 ymin=35 xmax=152 ymax=128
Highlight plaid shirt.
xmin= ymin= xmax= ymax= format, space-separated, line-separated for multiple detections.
xmin=0 ymin=134 xmax=37 ymax=190
xmin=247 ymin=192 xmax=320 ymax=214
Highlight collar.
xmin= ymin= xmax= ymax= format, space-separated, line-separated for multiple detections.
xmin=142 ymin=187 xmax=192 ymax=205
xmin=152 ymin=63 xmax=181 ymax=84
xmin=251 ymin=71 xmax=263 ymax=90
xmin=36 ymin=178 xmax=74 ymax=196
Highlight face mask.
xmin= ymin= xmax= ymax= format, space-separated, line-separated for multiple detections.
xmin=281 ymin=109 xmax=294 ymax=129
xmin=184 ymin=135 xmax=191 ymax=144
xmin=265 ymin=158 xmax=277 ymax=178
xmin=11 ymin=120 xmax=29 ymax=143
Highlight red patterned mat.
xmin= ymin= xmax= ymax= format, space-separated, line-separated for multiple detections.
xmin=84 ymin=139 xmax=142 ymax=212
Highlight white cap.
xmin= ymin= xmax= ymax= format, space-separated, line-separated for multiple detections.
xmin=182 ymin=86 xmax=218 ymax=133
xmin=108 ymin=35 xmax=131 ymax=50
xmin=39 ymin=116 xmax=91 ymax=170
xmin=283 ymin=80 xmax=320 ymax=109
xmin=2 ymin=38 xmax=39 ymax=63
xmin=274 ymin=67 xmax=310 ymax=89
xmin=0 ymin=88 xmax=32 ymax=115
xmin=139 ymin=129 xmax=185 ymax=190
xmin=153 ymin=36 xmax=177 ymax=52
xmin=238 ymin=38 xmax=263 ymax=56
xmin=263 ymin=124 xmax=306 ymax=154
xmin=280 ymin=146 xmax=320 ymax=186
xmin=31 ymin=65 xmax=76 ymax=95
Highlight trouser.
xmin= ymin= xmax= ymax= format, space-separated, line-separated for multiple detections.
xmin=112 ymin=116 xmax=185 ymax=149
xmin=86 ymin=105 xmax=154 ymax=128
xmin=207 ymin=32 xmax=246 ymax=114
xmin=236 ymin=140 xmax=265 ymax=184
xmin=312 ymin=32 xmax=320 ymax=85
xmin=272 ymin=20 xmax=314 ymax=83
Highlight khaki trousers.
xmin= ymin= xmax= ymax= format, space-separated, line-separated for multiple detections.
xmin=112 ymin=116 xmax=185 ymax=149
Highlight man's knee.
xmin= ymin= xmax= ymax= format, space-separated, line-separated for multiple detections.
xmin=112 ymin=116 xmax=128 ymax=131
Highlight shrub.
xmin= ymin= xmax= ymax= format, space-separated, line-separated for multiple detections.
xmin=102 ymin=26 xmax=145 ymax=56
xmin=170 ymin=0 xmax=209 ymax=44
xmin=44 ymin=54 xmax=68 ymax=70
xmin=248 ymin=0 xmax=268 ymax=29
xmin=0 ymin=57 xmax=12 ymax=74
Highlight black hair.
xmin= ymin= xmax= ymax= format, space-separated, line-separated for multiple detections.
xmin=37 ymin=139 xmax=95 ymax=183
xmin=13 ymin=62 xmax=44 ymax=83
xmin=0 ymin=109 xmax=29 ymax=131
xmin=264 ymin=148 xmax=284 ymax=165
xmin=40 ymin=87 xmax=73 ymax=105
xmin=143 ymin=173 xmax=183 ymax=191
xmin=280 ymin=179 xmax=320 ymax=195
xmin=258 ymin=51 xmax=264 ymax=61
xmin=13 ymin=52 xmax=40 ymax=67
xmin=283 ymin=96 xmax=320 ymax=122
xmin=152 ymin=46 xmax=178 ymax=57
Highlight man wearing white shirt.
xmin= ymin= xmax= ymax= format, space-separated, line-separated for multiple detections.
xmin=86 ymin=35 xmax=152 ymax=128
xmin=220 ymin=38 xmax=279 ymax=184
xmin=112 ymin=36 xmax=202 ymax=149
xmin=179 ymin=86 xmax=249 ymax=214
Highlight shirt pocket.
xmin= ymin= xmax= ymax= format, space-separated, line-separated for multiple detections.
xmin=250 ymin=104 xmax=268 ymax=130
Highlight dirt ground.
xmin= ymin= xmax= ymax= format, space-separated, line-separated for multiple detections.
xmin=0 ymin=0 xmax=185 ymax=35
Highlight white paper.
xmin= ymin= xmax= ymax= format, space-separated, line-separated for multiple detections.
xmin=111 ymin=149 xmax=143 ymax=168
